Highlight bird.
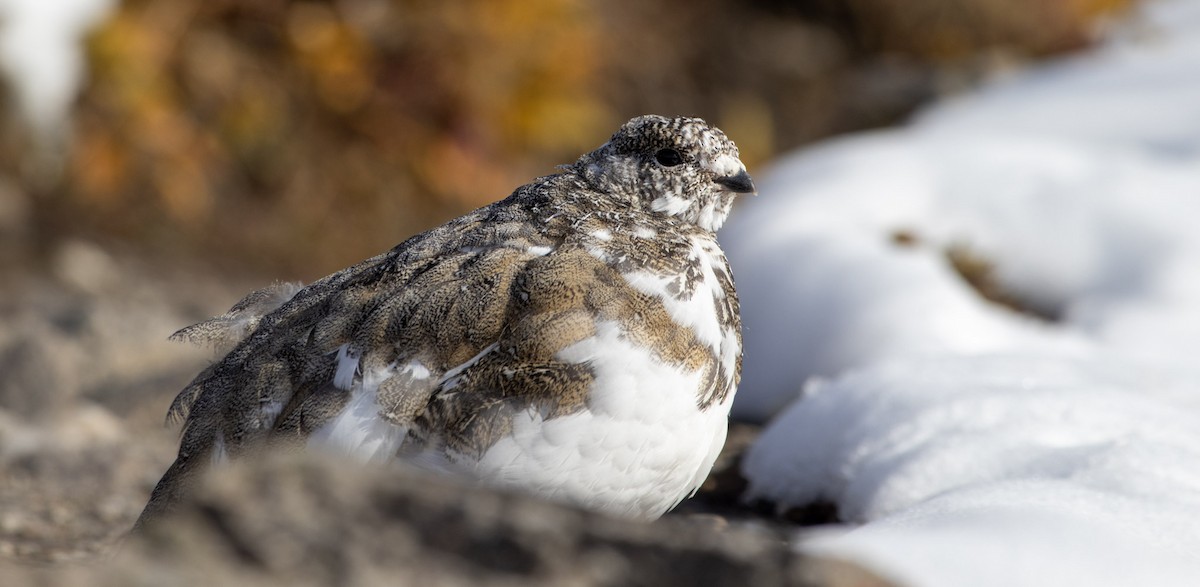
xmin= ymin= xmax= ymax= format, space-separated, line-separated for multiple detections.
xmin=137 ymin=115 xmax=755 ymax=526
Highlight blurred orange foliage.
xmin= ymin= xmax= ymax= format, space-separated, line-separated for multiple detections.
xmin=63 ymin=0 xmax=616 ymax=276
xmin=1 ymin=0 xmax=1129 ymax=277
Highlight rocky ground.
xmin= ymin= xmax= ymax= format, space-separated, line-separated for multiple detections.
xmin=0 ymin=240 xmax=892 ymax=586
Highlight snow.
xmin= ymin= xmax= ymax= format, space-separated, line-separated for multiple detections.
xmin=761 ymin=356 xmax=1200 ymax=586
xmin=723 ymin=0 xmax=1200 ymax=584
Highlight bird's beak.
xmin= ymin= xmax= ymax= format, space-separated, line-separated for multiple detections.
xmin=714 ymin=169 xmax=756 ymax=195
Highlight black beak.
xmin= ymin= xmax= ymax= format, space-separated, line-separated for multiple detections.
xmin=714 ymin=169 xmax=756 ymax=194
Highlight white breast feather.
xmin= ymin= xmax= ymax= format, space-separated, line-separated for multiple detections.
xmin=462 ymin=320 xmax=732 ymax=518
xmin=308 ymin=358 xmax=431 ymax=462
xmin=621 ymin=238 xmax=732 ymax=352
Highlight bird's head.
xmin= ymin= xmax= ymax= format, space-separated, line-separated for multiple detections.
xmin=575 ymin=115 xmax=755 ymax=232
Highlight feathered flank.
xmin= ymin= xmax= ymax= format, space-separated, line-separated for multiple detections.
xmin=138 ymin=116 xmax=751 ymax=526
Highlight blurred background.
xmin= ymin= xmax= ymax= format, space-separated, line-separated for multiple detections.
xmin=0 ymin=0 xmax=1128 ymax=279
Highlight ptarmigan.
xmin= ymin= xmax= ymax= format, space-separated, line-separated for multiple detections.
xmin=138 ymin=115 xmax=754 ymax=525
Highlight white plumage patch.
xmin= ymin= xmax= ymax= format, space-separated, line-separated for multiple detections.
xmin=461 ymin=320 xmax=732 ymax=518
xmin=704 ymin=153 xmax=743 ymax=178
xmin=651 ymin=193 xmax=692 ymax=216
xmin=696 ymin=195 xmax=738 ymax=233
xmin=333 ymin=344 xmax=360 ymax=390
xmin=308 ymin=358 xmax=431 ymax=462
xmin=259 ymin=400 xmax=284 ymax=430
xmin=633 ymin=225 xmax=657 ymax=239
xmin=622 ymin=238 xmax=730 ymax=351
xmin=308 ymin=327 xmax=732 ymax=518
xmin=620 ymin=237 xmax=741 ymax=401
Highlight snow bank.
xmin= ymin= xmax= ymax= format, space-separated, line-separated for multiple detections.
xmin=724 ymin=0 xmax=1200 ymax=421
xmin=745 ymin=355 xmax=1200 ymax=586
xmin=745 ymin=355 xmax=1200 ymax=518
xmin=726 ymin=0 xmax=1200 ymax=584
xmin=726 ymin=128 xmax=1200 ymax=419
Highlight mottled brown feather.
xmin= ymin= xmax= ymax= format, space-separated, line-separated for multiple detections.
xmin=138 ymin=115 xmax=748 ymax=527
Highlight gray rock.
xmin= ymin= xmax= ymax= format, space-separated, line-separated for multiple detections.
xmin=0 ymin=327 xmax=75 ymax=419
xmin=135 ymin=451 xmax=805 ymax=586
xmin=52 ymin=240 xmax=122 ymax=297
xmin=1 ymin=451 xmax=900 ymax=586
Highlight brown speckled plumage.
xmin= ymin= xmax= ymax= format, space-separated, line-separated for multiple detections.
xmin=138 ymin=115 xmax=754 ymax=525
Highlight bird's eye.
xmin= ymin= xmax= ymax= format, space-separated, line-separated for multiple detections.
xmin=654 ymin=148 xmax=685 ymax=167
